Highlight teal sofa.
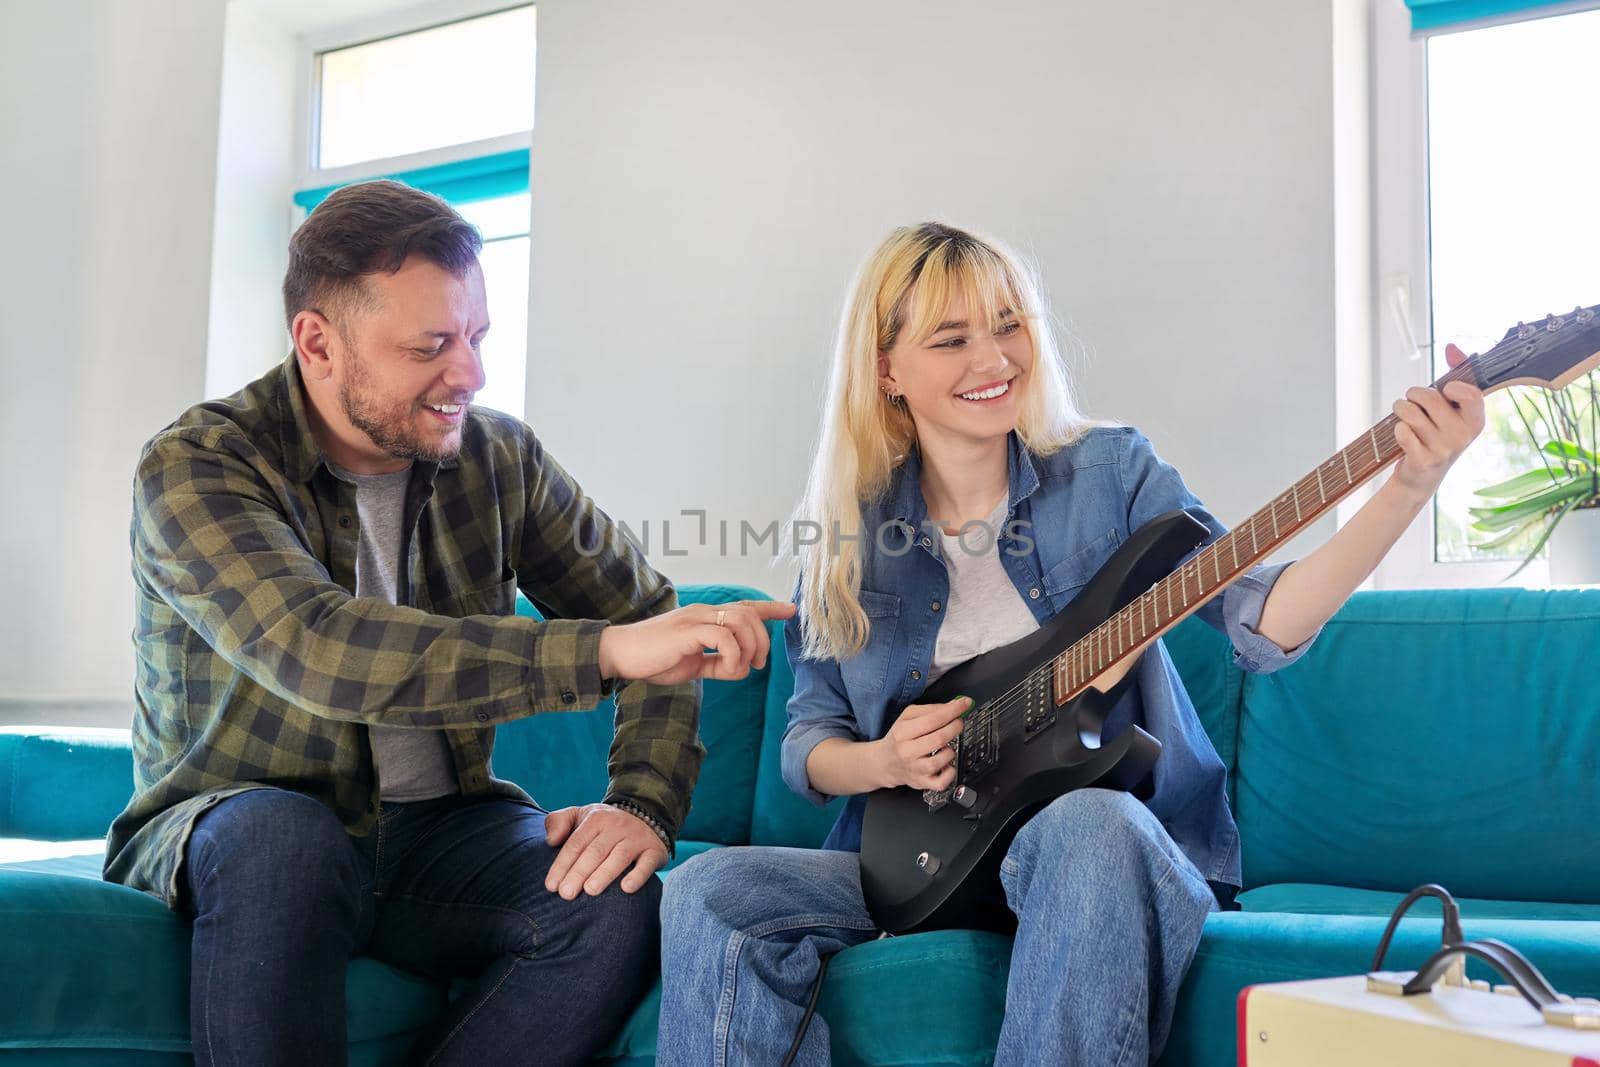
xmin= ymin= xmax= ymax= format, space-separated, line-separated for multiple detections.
xmin=3 ymin=583 xmax=1597 ymax=1064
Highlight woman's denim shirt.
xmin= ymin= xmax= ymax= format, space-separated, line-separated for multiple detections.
xmin=780 ymin=426 xmax=1321 ymax=893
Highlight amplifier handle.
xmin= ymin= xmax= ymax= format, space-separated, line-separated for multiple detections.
xmin=1396 ymin=938 xmax=1562 ymax=1008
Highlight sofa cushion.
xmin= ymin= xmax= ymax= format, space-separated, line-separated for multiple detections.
xmin=0 ymin=852 xmax=447 ymax=1053
xmin=496 ymin=584 xmax=772 ymax=846
xmin=0 ymin=728 xmax=133 ymax=840
xmin=1234 ymin=586 xmax=1600 ymax=902
xmin=599 ymin=929 xmax=1013 ymax=1066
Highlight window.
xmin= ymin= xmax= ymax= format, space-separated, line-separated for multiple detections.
xmin=316 ymin=6 xmax=535 ymax=170
xmin=1372 ymin=1 xmax=1599 ymax=586
xmin=295 ymin=4 xmax=536 ymax=420
xmin=1423 ymin=9 xmax=1600 ymax=565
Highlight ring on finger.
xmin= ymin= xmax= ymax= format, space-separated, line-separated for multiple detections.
xmin=715 ymin=609 xmax=726 ymax=627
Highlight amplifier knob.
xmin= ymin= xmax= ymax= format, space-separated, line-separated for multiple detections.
xmin=915 ymin=851 xmax=941 ymax=876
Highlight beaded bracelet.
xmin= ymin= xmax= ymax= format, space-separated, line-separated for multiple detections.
xmin=607 ymin=797 xmax=675 ymax=857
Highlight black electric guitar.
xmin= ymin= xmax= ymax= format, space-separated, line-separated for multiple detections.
xmin=859 ymin=304 xmax=1600 ymax=936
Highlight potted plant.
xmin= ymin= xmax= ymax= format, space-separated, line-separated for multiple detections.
xmin=1468 ymin=369 xmax=1600 ymax=583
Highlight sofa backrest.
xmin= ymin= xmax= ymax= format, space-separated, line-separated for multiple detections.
xmin=1231 ymin=586 xmax=1600 ymax=903
xmin=493 ymin=583 xmax=840 ymax=847
xmin=0 ymin=727 xmax=131 ymax=840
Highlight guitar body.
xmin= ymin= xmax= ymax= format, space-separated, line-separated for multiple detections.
xmin=859 ymin=508 xmax=1210 ymax=935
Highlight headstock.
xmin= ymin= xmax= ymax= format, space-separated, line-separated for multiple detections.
xmin=1468 ymin=304 xmax=1600 ymax=394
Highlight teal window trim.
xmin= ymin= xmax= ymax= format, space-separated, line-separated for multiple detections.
xmin=1406 ymin=0 xmax=1595 ymax=32
xmin=293 ymin=148 xmax=529 ymax=212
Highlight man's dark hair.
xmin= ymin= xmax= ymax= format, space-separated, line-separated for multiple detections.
xmin=283 ymin=180 xmax=483 ymax=330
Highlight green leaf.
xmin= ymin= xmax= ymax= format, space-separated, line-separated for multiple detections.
xmin=1470 ymin=515 xmax=1546 ymax=550
xmin=1543 ymin=439 xmax=1599 ymax=469
xmin=1472 ymin=524 xmax=1536 ymax=556
xmin=1465 ymin=478 xmax=1587 ymax=529
xmin=1473 ymin=469 xmax=1569 ymax=499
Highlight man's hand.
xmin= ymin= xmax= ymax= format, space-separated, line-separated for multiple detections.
xmin=1390 ymin=342 xmax=1487 ymax=500
xmin=544 ymin=803 xmax=667 ymax=899
xmin=597 ymin=599 xmax=797 ymax=685
xmin=871 ymin=696 xmax=972 ymax=791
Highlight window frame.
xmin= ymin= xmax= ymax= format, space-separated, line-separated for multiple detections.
xmin=1368 ymin=0 xmax=1554 ymax=588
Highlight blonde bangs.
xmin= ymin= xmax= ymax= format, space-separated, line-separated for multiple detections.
xmin=888 ymin=239 xmax=1031 ymax=353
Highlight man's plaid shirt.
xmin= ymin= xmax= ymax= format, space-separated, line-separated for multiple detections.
xmin=105 ymin=354 xmax=702 ymax=907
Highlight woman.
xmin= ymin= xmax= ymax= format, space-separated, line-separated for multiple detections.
xmin=657 ymin=222 xmax=1483 ymax=1065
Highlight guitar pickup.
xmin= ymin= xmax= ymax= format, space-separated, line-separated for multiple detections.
xmin=1023 ymin=671 xmax=1055 ymax=739
xmin=958 ymin=720 xmax=997 ymax=782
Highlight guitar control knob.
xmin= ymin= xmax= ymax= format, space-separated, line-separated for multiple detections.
xmin=916 ymin=851 xmax=941 ymax=876
xmin=952 ymin=785 xmax=978 ymax=809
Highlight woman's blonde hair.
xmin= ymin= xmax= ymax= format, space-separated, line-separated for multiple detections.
xmin=792 ymin=222 xmax=1098 ymax=662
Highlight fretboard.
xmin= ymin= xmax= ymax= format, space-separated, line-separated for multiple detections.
xmin=1050 ymin=362 xmax=1476 ymax=703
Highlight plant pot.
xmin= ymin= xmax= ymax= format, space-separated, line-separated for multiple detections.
xmin=1547 ymin=504 xmax=1600 ymax=585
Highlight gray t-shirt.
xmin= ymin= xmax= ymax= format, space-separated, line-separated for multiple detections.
xmin=331 ymin=461 xmax=459 ymax=802
xmin=928 ymin=497 xmax=1042 ymax=685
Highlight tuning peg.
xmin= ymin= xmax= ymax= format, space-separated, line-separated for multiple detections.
xmin=1517 ymin=321 xmax=1537 ymax=339
xmin=1545 ymin=313 xmax=1562 ymax=331
xmin=1576 ymin=306 xmax=1594 ymax=325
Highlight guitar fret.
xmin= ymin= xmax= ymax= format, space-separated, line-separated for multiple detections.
xmin=1230 ymin=536 xmax=1238 ymax=571
xmin=1269 ymin=507 xmax=1279 ymax=540
xmin=1315 ymin=464 xmax=1325 ymax=500
xmin=1293 ymin=484 xmax=1302 ymax=522
xmin=1342 ymin=448 xmax=1352 ymax=484
xmin=1370 ymin=428 xmax=1380 ymax=465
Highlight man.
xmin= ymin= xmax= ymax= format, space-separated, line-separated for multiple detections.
xmin=104 ymin=180 xmax=792 ymax=1066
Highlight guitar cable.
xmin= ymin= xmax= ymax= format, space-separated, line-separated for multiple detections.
xmin=1370 ymin=883 xmax=1465 ymax=979
xmin=780 ymin=951 xmax=837 ymax=1067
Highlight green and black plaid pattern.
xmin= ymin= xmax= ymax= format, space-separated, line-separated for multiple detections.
xmin=105 ymin=354 xmax=702 ymax=906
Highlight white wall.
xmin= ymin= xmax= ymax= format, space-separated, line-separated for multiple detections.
xmin=527 ymin=0 xmax=1342 ymax=599
xmin=0 ymin=0 xmax=227 ymax=721
xmin=205 ymin=3 xmax=300 ymax=399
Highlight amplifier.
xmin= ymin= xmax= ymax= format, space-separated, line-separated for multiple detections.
xmin=1238 ymin=973 xmax=1600 ymax=1065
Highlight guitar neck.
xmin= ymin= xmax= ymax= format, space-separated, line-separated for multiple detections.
xmin=1050 ymin=361 xmax=1480 ymax=703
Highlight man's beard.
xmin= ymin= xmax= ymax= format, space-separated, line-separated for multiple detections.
xmin=339 ymin=344 xmax=460 ymax=464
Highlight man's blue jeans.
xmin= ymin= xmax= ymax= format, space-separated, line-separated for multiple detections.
xmin=657 ymin=789 xmax=1216 ymax=1066
xmin=181 ymin=787 xmax=659 ymax=1066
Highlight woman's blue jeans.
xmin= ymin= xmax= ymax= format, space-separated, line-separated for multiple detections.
xmin=657 ymin=789 xmax=1216 ymax=1066
xmin=180 ymin=787 xmax=659 ymax=1067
